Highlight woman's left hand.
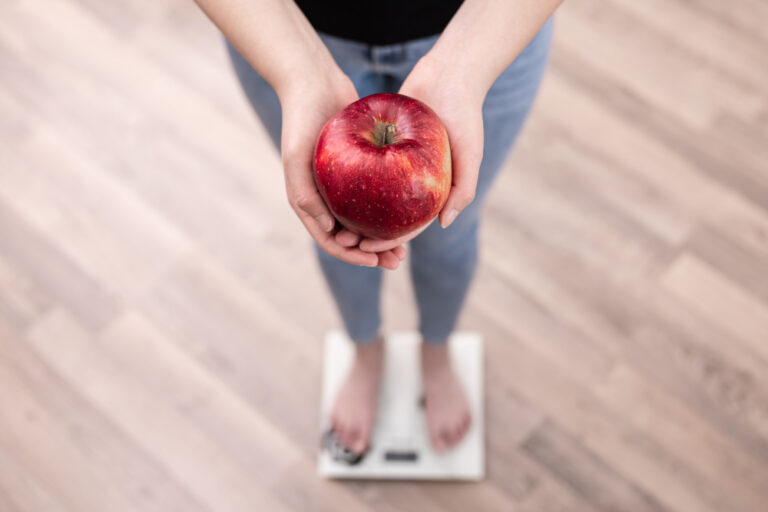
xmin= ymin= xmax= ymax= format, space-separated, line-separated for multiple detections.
xmin=345 ymin=53 xmax=486 ymax=253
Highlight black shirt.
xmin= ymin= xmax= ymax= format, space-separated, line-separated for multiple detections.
xmin=294 ymin=0 xmax=463 ymax=46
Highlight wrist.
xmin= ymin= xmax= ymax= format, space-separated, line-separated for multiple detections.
xmin=276 ymin=52 xmax=346 ymax=104
xmin=409 ymin=51 xmax=489 ymax=105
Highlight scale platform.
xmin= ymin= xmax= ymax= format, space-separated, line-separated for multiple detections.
xmin=318 ymin=330 xmax=484 ymax=480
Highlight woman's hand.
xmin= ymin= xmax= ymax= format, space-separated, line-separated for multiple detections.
xmin=279 ymin=68 xmax=407 ymax=269
xmin=353 ymin=53 xmax=486 ymax=253
xmin=337 ymin=219 xmax=433 ymax=254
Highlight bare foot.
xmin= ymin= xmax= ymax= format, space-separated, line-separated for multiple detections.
xmin=421 ymin=341 xmax=472 ymax=452
xmin=330 ymin=334 xmax=384 ymax=455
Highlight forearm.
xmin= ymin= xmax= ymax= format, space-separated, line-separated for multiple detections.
xmin=194 ymin=0 xmax=338 ymax=100
xmin=425 ymin=0 xmax=563 ymax=99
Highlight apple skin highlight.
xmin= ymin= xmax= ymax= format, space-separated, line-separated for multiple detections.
xmin=313 ymin=92 xmax=452 ymax=240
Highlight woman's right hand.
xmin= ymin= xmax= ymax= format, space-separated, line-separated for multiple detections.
xmin=278 ymin=68 xmax=406 ymax=270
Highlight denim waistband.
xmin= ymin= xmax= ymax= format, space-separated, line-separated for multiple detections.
xmin=318 ymin=30 xmax=441 ymax=68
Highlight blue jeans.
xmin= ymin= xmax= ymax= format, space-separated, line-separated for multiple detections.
xmin=226 ymin=18 xmax=554 ymax=345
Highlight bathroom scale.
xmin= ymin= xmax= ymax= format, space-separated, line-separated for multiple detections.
xmin=318 ymin=330 xmax=484 ymax=480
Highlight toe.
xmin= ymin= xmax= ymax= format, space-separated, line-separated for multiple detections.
xmin=430 ymin=428 xmax=446 ymax=452
xmin=459 ymin=418 xmax=470 ymax=439
xmin=447 ymin=423 xmax=461 ymax=446
xmin=448 ymin=424 xmax=462 ymax=447
xmin=351 ymin=436 xmax=367 ymax=455
xmin=332 ymin=414 xmax=344 ymax=435
xmin=451 ymin=423 xmax=464 ymax=445
xmin=335 ymin=422 xmax=349 ymax=446
xmin=354 ymin=422 xmax=372 ymax=454
xmin=440 ymin=427 xmax=453 ymax=450
xmin=346 ymin=426 xmax=360 ymax=451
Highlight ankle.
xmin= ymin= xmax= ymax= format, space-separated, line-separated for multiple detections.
xmin=353 ymin=332 xmax=382 ymax=345
xmin=421 ymin=342 xmax=454 ymax=372
xmin=352 ymin=333 xmax=384 ymax=363
xmin=421 ymin=340 xmax=449 ymax=358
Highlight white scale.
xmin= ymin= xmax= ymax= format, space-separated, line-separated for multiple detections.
xmin=318 ymin=330 xmax=484 ymax=480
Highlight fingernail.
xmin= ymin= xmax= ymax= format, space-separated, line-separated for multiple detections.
xmin=441 ymin=208 xmax=459 ymax=228
xmin=316 ymin=213 xmax=334 ymax=232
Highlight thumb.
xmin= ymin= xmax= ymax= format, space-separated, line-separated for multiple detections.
xmin=291 ymin=188 xmax=336 ymax=233
xmin=440 ymin=186 xmax=476 ymax=228
xmin=440 ymin=142 xmax=482 ymax=229
xmin=282 ymin=144 xmax=337 ymax=233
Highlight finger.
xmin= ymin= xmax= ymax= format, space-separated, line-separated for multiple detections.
xmin=297 ymin=212 xmax=378 ymax=267
xmin=358 ymin=220 xmax=431 ymax=252
xmin=359 ymin=238 xmax=404 ymax=253
xmin=376 ymin=250 xmax=401 ymax=270
xmin=392 ymin=245 xmax=407 ymax=260
xmin=359 ymin=237 xmax=405 ymax=253
xmin=335 ymin=229 xmax=361 ymax=247
xmin=285 ymin=158 xmax=375 ymax=265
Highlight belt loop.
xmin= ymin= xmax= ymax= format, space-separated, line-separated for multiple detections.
xmin=370 ymin=43 xmax=407 ymax=66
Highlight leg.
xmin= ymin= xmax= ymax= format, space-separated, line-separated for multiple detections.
xmin=404 ymin=18 xmax=555 ymax=451
xmin=409 ymin=208 xmax=480 ymax=345
xmin=225 ymin=34 xmax=389 ymax=455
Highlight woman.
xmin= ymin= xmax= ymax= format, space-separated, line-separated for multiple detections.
xmin=194 ymin=0 xmax=562 ymax=457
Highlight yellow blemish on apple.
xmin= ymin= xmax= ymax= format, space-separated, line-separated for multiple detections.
xmin=422 ymin=175 xmax=437 ymax=188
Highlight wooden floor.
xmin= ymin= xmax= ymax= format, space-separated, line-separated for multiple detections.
xmin=1 ymin=0 xmax=767 ymax=510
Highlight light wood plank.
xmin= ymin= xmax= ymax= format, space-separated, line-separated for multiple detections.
xmin=1 ymin=0 xmax=767 ymax=509
xmin=662 ymin=254 xmax=768 ymax=363
xmin=23 ymin=309 xmax=304 ymax=512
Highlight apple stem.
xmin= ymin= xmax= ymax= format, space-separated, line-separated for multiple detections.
xmin=374 ymin=123 xmax=397 ymax=146
xmin=385 ymin=124 xmax=396 ymax=145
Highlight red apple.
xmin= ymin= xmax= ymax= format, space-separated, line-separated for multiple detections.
xmin=313 ymin=92 xmax=451 ymax=240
